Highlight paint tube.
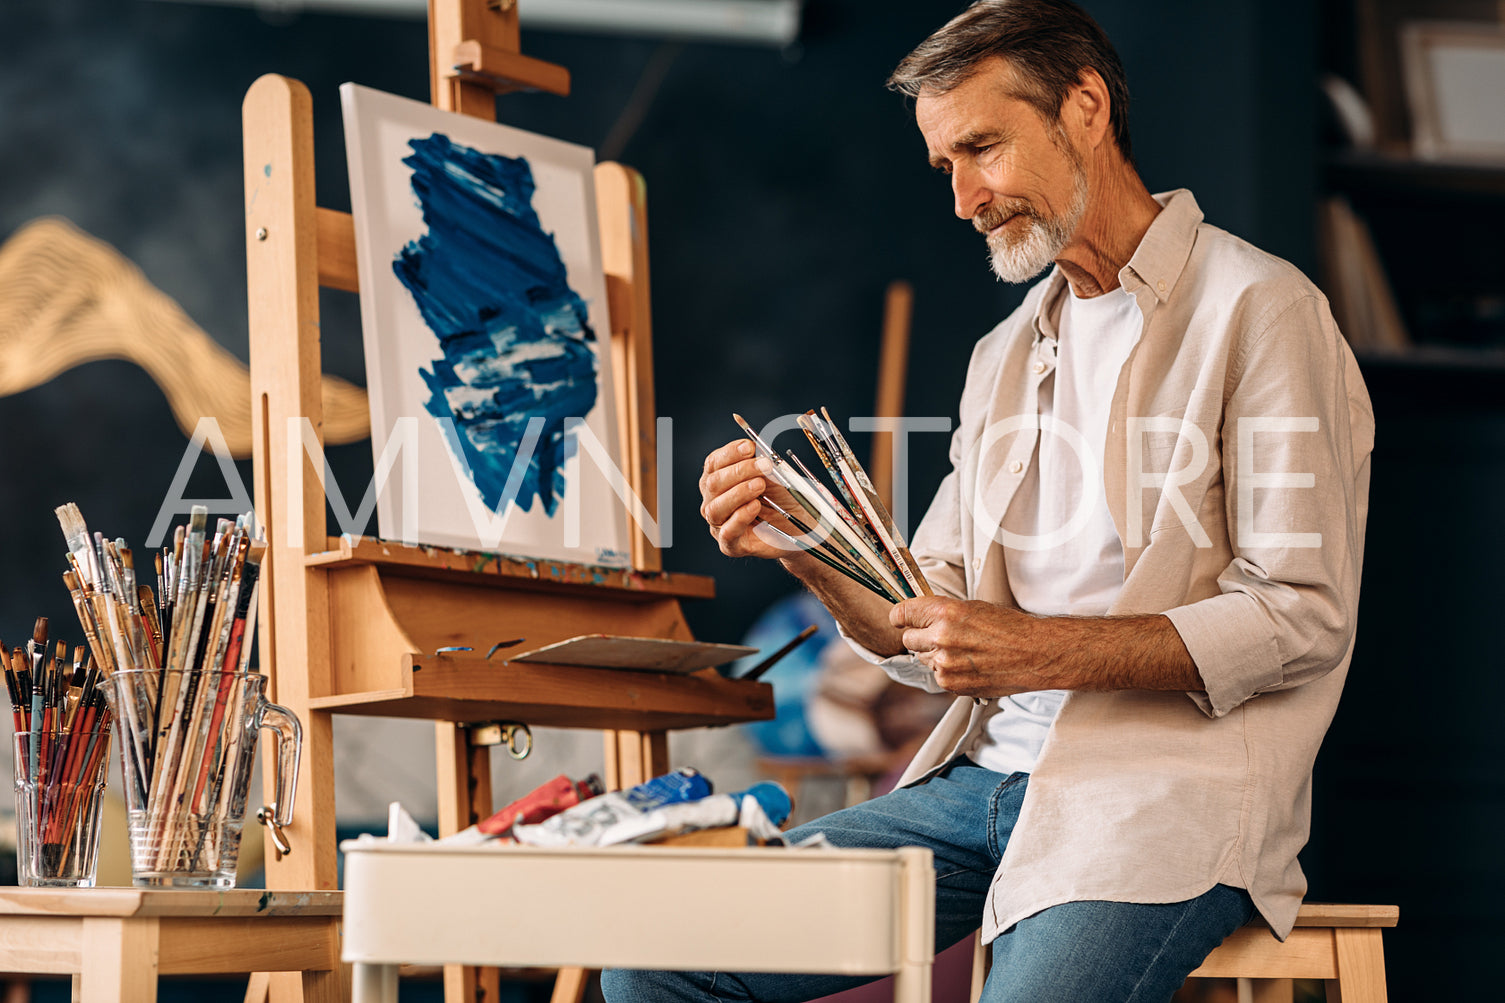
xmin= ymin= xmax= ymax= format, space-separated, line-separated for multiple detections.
xmin=512 ymin=767 xmax=712 ymax=848
xmin=477 ymin=773 xmax=605 ymax=836
xmin=595 ymin=781 xmax=793 ymax=846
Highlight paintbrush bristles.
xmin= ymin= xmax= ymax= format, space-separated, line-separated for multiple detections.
xmin=54 ymin=504 xmax=96 ymax=587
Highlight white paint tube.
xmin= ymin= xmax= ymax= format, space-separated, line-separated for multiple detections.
xmin=512 ymin=767 xmax=712 ymax=848
xmin=582 ymin=781 xmax=792 ymax=847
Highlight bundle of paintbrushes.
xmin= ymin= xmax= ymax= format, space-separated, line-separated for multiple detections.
xmin=733 ymin=409 xmax=933 ymax=604
xmin=3 ymin=618 xmax=113 ymax=884
xmin=54 ymin=502 xmax=267 ymax=877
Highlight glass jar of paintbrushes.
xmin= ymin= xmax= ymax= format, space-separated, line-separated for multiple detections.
xmin=54 ymin=502 xmax=302 ymax=889
xmin=4 ymin=619 xmax=112 ymax=887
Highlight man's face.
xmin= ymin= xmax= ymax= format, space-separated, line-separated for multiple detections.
xmin=916 ymin=58 xmax=1089 ymax=283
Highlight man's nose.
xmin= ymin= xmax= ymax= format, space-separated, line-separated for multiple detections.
xmin=951 ymin=164 xmax=989 ymax=220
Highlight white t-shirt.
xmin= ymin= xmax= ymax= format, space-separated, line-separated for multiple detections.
xmin=968 ymin=283 xmax=1143 ymax=776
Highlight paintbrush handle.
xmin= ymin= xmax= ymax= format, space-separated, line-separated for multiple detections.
xmin=27 ymin=690 xmax=42 ymax=785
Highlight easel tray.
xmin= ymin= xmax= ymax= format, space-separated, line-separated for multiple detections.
xmin=308 ymin=652 xmax=773 ymax=731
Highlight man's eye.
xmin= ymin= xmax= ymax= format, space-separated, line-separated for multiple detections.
xmin=975 ymin=144 xmax=995 ymax=155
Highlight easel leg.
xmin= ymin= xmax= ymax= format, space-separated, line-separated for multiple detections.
xmin=437 ymin=722 xmax=501 ymax=1003
xmin=602 ymin=729 xmax=669 ymax=790
xmin=568 ymin=730 xmax=672 ymax=1002
xmin=81 ymin=917 xmax=159 ymax=1003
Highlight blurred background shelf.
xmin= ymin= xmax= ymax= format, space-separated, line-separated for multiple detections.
xmin=1324 ymin=150 xmax=1505 ymax=200
xmin=1352 ymin=344 xmax=1505 ymax=372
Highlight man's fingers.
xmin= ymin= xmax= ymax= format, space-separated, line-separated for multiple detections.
xmin=889 ymin=596 xmax=948 ymax=629
xmin=703 ymin=438 xmax=755 ymax=476
xmin=712 ymin=497 xmax=764 ymax=554
xmin=701 ymin=476 xmax=767 ymax=531
xmin=901 ymin=627 xmax=936 ymax=654
xmin=700 ymin=457 xmax=767 ymax=504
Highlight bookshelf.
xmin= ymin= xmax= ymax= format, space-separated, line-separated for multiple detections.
xmin=1318 ymin=2 xmax=1505 ymax=369
xmin=1310 ymin=7 xmax=1505 ymax=1002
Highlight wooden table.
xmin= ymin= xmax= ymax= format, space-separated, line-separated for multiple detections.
xmin=341 ymin=842 xmax=936 ymax=1003
xmin=0 ymin=888 xmax=342 ymax=1001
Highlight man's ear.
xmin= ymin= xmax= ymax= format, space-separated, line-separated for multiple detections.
xmin=1065 ymin=67 xmax=1113 ymax=152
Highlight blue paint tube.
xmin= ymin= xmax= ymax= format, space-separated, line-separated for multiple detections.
xmin=594 ymin=782 xmax=793 ymax=846
xmin=512 ymin=768 xmax=712 ymax=848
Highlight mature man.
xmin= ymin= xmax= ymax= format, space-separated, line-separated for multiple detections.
xmin=605 ymin=1 xmax=1373 ymax=1000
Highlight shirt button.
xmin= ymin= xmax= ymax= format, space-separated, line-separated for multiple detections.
xmin=1032 ymin=360 xmax=1046 ymax=374
xmin=1157 ymin=280 xmax=1167 ymax=292
xmin=972 ymin=558 xmax=982 ymax=571
xmin=1008 ymin=460 xmax=1023 ymax=474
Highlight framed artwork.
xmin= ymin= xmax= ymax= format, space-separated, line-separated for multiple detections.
xmin=341 ymin=83 xmax=632 ymax=567
xmin=1401 ymin=20 xmax=1505 ymax=162
xmin=1351 ymin=0 xmax=1498 ymax=149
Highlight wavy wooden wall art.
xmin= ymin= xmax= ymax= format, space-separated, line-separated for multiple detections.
xmin=0 ymin=216 xmax=370 ymax=458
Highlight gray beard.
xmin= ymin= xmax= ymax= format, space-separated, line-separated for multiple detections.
xmin=986 ymin=170 xmax=1088 ymax=283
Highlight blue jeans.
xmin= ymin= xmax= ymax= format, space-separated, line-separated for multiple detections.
xmin=601 ymin=756 xmax=1254 ymax=1003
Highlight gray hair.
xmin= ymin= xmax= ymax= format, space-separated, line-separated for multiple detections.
xmin=888 ymin=0 xmax=1134 ymax=164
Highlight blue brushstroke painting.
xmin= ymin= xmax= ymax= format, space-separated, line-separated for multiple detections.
xmin=393 ymin=132 xmax=597 ymax=518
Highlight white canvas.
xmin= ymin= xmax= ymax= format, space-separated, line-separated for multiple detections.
xmin=341 ymin=83 xmax=631 ymax=567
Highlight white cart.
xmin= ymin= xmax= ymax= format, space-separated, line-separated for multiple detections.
xmin=341 ymin=841 xmax=936 ymax=1003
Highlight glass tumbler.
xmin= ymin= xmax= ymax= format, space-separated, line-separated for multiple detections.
xmin=13 ymin=723 xmax=112 ymax=887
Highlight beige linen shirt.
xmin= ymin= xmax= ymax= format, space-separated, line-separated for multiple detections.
xmin=865 ymin=190 xmax=1374 ymax=942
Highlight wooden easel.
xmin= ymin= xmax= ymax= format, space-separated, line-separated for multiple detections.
xmin=242 ymin=3 xmax=773 ymax=1001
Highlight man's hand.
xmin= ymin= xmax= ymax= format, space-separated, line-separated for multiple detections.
xmin=699 ymin=439 xmax=804 ymax=560
xmin=890 ymin=597 xmax=1205 ymax=698
xmin=890 ymin=597 xmax=1053 ymax=698
xmin=699 ymin=438 xmax=905 ymax=654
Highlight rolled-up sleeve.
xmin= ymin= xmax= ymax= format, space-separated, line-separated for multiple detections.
xmin=1171 ymin=294 xmax=1373 ymax=718
xmin=837 ymin=624 xmax=948 ymax=693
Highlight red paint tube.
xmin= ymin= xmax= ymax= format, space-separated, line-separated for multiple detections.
xmin=479 ymin=773 xmax=604 ymax=836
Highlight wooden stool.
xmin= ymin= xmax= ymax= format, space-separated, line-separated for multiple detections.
xmin=0 ymin=888 xmax=342 ymax=1002
xmin=967 ymin=903 xmax=1398 ymax=1003
xmin=1187 ymin=903 xmax=1398 ymax=1003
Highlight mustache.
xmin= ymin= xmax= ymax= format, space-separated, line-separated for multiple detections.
xmin=973 ymin=201 xmax=1036 ymax=234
